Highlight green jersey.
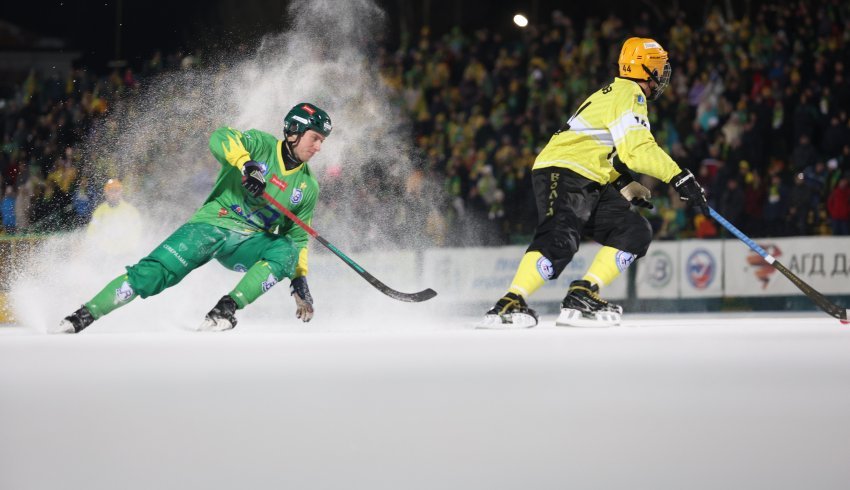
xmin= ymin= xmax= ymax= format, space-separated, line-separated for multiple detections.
xmin=189 ymin=127 xmax=319 ymax=276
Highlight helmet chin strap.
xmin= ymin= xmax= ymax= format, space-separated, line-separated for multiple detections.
xmin=283 ymin=134 xmax=304 ymax=169
xmin=642 ymin=64 xmax=661 ymax=86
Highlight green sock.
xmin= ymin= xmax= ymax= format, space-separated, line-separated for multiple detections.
xmin=229 ymin=260 xmax=280 ymax=309
xmin=84 ymin=274 xmax=138 ymax=319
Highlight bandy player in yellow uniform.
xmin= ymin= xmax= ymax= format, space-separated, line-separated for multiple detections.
xmin=481 ymin=37 xmax=709 ymax=328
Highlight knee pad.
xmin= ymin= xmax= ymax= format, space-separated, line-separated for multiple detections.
xmin=610 ymin=215 xmax=652 ymax=258
xmin=530 ymin=226 xmax=581 ymax=278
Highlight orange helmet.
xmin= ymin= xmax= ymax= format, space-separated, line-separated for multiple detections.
xmin=618 ymin=37 xmax=671 ymax=100
xmin=104 ymin=178 xmax=123 ymax=192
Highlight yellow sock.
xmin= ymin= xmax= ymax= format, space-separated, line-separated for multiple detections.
xmin=507 ymin=251 xmax=550 ymax=298
xmin=582 ymin=246 xmax=636 ymax=287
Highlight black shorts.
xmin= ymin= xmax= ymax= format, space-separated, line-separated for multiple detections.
xmin=528 ymin=167 xmax=652 ymax=278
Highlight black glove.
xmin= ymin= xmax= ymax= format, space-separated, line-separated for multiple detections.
xmin=290 ymin=276 xmax=314 ymax=322
xmin=613 ymin=174 xmax=654 ymax=209
xmin=241 ymin=160 xmax=266 ymax=198
xmin=671 ymin=169 xmax=709 ymax=216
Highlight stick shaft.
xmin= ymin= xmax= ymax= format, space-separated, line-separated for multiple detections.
xmin=709 ymin=207 xmax=847 ymax=321
xmin=262 ymin=191 xmax=436 ymax=303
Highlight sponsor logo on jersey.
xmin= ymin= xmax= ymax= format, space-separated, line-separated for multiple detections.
xmin=290 ymin=188 xmax=303 ymax=205
xmin=615 ymin=251 xmax=637 ymax=272
xmin=270 ymin=174 xmax=288 ymax=192
xmin=686 ymin=249 xmax=715 ymax=289
xmin=233 ymin=264 xmax=248 ymax=273
xmin=218 ymin=207 xmax=228 ymax=217
xmin=115 ymin=281 xmax=134 ymax=302
xmin=636 ymin=94 xmax=645 ymax=105
xmin=536 ymin=256 xmax=555 ymax=280
xmin=261 ymin=273 xmax=278 ymax=292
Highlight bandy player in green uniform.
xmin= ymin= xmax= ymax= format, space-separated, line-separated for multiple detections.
xmin=53 ymin=102 xmax=332 ymax=333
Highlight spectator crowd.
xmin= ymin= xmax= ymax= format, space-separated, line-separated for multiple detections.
xmin=2 ymin=0 xmax=849 ymax=247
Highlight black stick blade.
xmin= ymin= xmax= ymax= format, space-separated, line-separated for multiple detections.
xmin=383 ymin=287 xmax=438 ymax=303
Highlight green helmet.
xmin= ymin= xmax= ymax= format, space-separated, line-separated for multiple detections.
xmin=283 ymin=102 xmax=332 ymax=138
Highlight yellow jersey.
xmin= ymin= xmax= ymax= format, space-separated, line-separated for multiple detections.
xmin=87 ymin=200 xmax=143 ymax=255
xmin=533 ymin=77 xmax=680 ymax=185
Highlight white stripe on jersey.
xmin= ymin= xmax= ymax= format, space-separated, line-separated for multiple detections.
xmin=609 ymin=111 xmax=652 ymax=144
xmin=567 ymin=116 xmax=615 ymax=146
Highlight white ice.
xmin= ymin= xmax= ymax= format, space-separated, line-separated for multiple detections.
xmin=2 ymin=313 xmax=849 ymax=490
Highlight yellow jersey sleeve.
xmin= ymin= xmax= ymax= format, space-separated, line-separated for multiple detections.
xmin=294 ymin=247 xmax=309 ymax=278
xmin=208 ymin=127 xmax=255 ymax=171
xmin=606 ymin=89 xmax=681 ymax=183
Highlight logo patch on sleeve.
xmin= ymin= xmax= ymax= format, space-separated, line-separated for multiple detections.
xmin=636 ymin=94 xmax=645 ymax=105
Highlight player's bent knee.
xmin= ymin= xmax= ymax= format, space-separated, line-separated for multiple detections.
xmin=530 ymin=231 xmax=580 ymax=278
xmin=620 ymin=217 xmax=653 ymax=258
xmin=262 ymin=247 xmax=297 ymax=279
xmin=126 ymin=258 xmax=182 ymax=298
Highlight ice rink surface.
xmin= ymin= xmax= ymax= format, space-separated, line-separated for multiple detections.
xmin=2 ymin=313 xmax=850 ymax=490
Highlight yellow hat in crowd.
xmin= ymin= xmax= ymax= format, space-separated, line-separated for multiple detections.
xmin=104 ymin=179 xmax=123 ymax=192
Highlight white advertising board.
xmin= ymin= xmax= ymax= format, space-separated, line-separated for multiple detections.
xmin=679 ymin=240 xmax=724 ymax=298
xmin=635 ymin=241 xmax=679 ymax=299
xmin=310 ymin=249 xmax=420 ymax=301
xmin=724 ymin=237 xmax=850 ymax=297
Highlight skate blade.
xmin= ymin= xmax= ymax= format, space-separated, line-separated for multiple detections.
xmin=475 ymin=313 xmax=537 ymax=329
xmin=47 ymin=319 xmax=77 ymax=334
xmin=196 ymin=317 xmax=235 ymax=332
xmin=555 ymin=308 xmax=620 ymax=328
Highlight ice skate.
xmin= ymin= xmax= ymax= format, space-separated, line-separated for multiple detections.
xmin=197 ymin=295 xmax=239 ymax=332
xmin=52 ymin=305 xmax=95 ymax=334
xmin=556 ymin=280 xmax=622 ymax=327
xmin=478 ymin=292 xmax=539 ymax=329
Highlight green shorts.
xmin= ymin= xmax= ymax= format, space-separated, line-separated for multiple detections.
xmin=126 ymin=222 xmax=297 ymax=298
